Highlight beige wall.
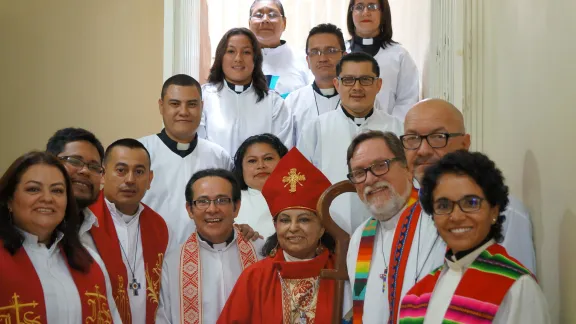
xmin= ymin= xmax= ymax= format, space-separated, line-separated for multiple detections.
xmin=483 ymin=0 xmax=576 ymax=322
xmin=0 ymin=0 xmax=164 ymax=172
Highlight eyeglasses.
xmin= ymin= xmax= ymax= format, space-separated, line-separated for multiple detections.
xmin=192 ymin=197 xmax=233 ymax=210
xmin=250 ymin=11 xmax=283 ymax=22
xmin=347 ymin=158 xmax=398 ymax=184
xmin=433 ymin=195 xmax=485 ymax=215
xmin=59 ymin=156 xmax=103 ymax=174
xmin=338 ymin=76 xmax=378 ymax=87
xmin=351 ymin=3 xmax=380 ymax=13
xmin=400 ymin=133 xmax=465 ymax=150
xmin=307 ymin=47 xmax=344 ymax=57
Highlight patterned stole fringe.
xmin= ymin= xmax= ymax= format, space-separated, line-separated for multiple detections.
xmin=352 ymin=188 xmax=421 ymax=324
xmin=398 ymin=244 xmax=533 ymax=324
xmin=179 ymin=229 xmax=258 ymax=324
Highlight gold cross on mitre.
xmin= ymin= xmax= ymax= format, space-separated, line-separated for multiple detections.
xmin=282 ymin=168 xmax=306 ymax=193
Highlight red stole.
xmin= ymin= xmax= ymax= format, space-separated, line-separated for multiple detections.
xmin=399 ymin=244 xmax=534 ymax=324
xmin=88 ymin=191 xmax=169 ymax=324
xmin=179 ymin=229 xmax=259 ymax=324
xmin=0 ymin=240 xmax=113 ymax=323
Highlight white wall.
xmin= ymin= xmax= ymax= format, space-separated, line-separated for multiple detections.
xmin=482 ymin=0 xmax=576 ymax=322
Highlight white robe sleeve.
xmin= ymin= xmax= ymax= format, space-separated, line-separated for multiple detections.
xmin=155 ymin=258 xmax=173 ymax=324
xmin=501 ymin=196 xmax=536 ymax=274
xmin=392 ymin=51 xmax=419 ymax=119
xmin=492 ymin=275 xmax=551 ymax=324
xmin=296 ymin=118 xmax=322 ymax=168
xmin=271 ymin=93 xmax=294 ymax=149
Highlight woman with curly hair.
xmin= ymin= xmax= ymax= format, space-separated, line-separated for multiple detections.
xmin=398 ymin=150 xmax=550 ymax=323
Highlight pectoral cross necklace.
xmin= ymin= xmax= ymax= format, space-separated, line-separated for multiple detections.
xmin=379 ymin=224 xmax=390 ymax=293
xmin=119 ymin=220 xmax=141 ymax=296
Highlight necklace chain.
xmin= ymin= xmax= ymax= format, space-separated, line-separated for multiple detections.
xmin=414 ymin=214 xmax=440 ymax=284
xmin=312 ymin=86 xmax=340 ymax=117
xmin=118 ymin=219 xmax=141 ymax=280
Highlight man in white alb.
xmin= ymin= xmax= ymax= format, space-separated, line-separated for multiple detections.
xmin=298 ymin=52 xmax=403 ymax=234
xmin=401 ymin=98 xmax=536 ymax=272
xmin=285 ymin=23 xmax=345 ymax=146
xmin=345 ymin=130 xmax=445 ymax=324
xmin=156 ymin=169 xmax=265 ymax=324
xmin=139 ymin=74 xmax=233 ymax=244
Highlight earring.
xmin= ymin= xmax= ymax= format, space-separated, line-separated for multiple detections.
xmin=492 ymin=218 xmax=497 ymax=224
xmin=315 ymin=243 xmax=325 ymax=256
xmin=269 ymin=243 xmax=278 ymax=257
xmin=7 ymin=207 xmax=13 ymax=224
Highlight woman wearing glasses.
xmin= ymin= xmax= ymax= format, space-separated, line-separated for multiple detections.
xmin=347 ymin=0 xmax=419 ymax=119
xmin=200 ymin=27 xmax=293 ymax=156
xmin=399 ymin=150 xmax=550 ymax=324
xmin=218 ymin=148 xmax=349 ymax=323
xmin=249 ymin=0 xmax=312 ymax=98
xmin=0 ymin=151 xmax=122 ymax=323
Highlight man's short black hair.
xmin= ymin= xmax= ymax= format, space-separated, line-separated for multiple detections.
xmin=305 ymin=23 xmax=346 ymax=53
xmin=335 ymin=52 xmax=380 ymax=77
xmin=46 ymin=128 xmax=105 ymax=162
xmin=160 ymin=74 xmax=202 ymax=100
xmin=185 ymin=169 xmax=242 ymax=207
xmin=103 ymin=138 xmax=151 ymax=168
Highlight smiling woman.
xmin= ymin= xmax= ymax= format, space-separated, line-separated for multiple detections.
xmin=0 ymin=151 xmax=122 ymax=323
xmin=398 ymin=150 xmax=550 ymax=323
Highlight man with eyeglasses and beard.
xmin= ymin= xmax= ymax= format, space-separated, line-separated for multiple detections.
xmin=401 ymin=98 xmax=536 ymax=273
xmin=345 ymin=130 xmax=445 ymax=324
xmin=155 ymin=169 xmax=264 ymax=324
xmin=298 ymin=52 xmax=403 ymax=235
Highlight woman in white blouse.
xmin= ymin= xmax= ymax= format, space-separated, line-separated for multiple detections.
xmin=398 ymin=150 xmax=550 ymax=324
xmin=200 ymin=27 xmax=293 ymax=156
xmin=346 ymin=0 xmax=419 ymax=119
xmin=248 ymin=0 xmax=311 ymax=97
xmin=233 ymin=133 xmax=288 ymax=239
xmin=0 ymin=151 xmax=121 ymax=323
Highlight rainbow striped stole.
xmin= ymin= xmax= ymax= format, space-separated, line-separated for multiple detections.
xmin=352 ymin=188 xmax=420 ymax=324
xmin=398 ymin=244 xmax=533 ymax=324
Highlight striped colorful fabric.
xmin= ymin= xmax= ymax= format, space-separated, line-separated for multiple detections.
xmin=352 ymin=188 xmax=420 ymax=324
xmin=398 ymin=244 xmax=533 ymax=324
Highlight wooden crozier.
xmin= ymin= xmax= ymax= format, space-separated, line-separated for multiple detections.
xmin=317 ymin=180 xmax=356 ymax=323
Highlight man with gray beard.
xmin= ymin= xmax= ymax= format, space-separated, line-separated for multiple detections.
xmin=344 ymin=130 xmax=445 ymax=324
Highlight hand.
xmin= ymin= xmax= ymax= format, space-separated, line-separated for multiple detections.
xmin=235 ymin=223 xmax=263 ymax=241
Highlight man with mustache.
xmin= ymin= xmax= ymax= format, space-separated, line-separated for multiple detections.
xmin=285 ymin=23 xmax=346 ymax=146
xmin=298 ymin=52 xmax=403 ymax=234
xmin=345 ymin=130 xmax=445 ymax=324
xmin=401 ymin=98 xmax=536 ymax=272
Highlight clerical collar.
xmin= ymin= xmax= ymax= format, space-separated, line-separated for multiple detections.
xmin=197 ymin=230 xmax=235 ymax=249
xmin=446 ymin=235 xmax=494 ymax=261
xmin=225 ymin=80 xmax=251 ymax=94
xmin=283 ymin=250 xmax=314 ymax=262
xmin=105 ymin=198 xmax=144 ymax=225
xmin=18 ymin=227 xmax=64 ymax=250
xmin=351 ymin=34 xmax=385 ymax=56
xmin=312 ymin=82 xmax=338 ymax=98
xmin=341 ymin=105 xmax=374 ymax=125
xmin=261 ymin=40 xmax=287 ymax=55
xmin=157 ymin=128 xmax=198 ymax=158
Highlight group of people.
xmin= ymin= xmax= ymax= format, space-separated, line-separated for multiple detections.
xmin=0 ymin=0 xmax=551 ymax=323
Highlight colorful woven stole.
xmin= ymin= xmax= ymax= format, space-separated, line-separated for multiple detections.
xmin=352 ymin=188 xmax=421 ymax=324
xmin=179 ymin=229 xmax=259 ymax=324
xmin=89 ymin=191 xmax=169 ymax=324
xmin=398 ymin=244 xmax=533 ymax=324
xmin=0 ymin=239 xmax=113 ymax=322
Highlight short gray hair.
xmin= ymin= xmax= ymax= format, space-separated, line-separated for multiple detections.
xmin=346 ymin=130 xmax=407 ymax=172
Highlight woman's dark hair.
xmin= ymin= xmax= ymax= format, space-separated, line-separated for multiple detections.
xmin=346 ymin=0 xmax=396 ymax=49
xmin=207 ymin=28 xmax=269 ymax=103
xmin=0 ymin=151 xmax=93 ymax=272
xmin=419 ymin=150 xmax=510 ymax=243
xmin=233 ymin=133 xmax=288 ymax=190
xmin=262 ymin=227 xmax=336 ymax=256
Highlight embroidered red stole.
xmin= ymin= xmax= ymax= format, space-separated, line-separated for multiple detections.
xmin=0 ymin=240 xmax=113 ymax=323
xmin=89 ymin=191 xmax=169 ymax=324
xmin=399 ymin=244 xmax=534 ymax=324
xmin=179 ymin=229 xmax=259 ymax=324
xmin=352 ymin=187 xmax=422 ymax=324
